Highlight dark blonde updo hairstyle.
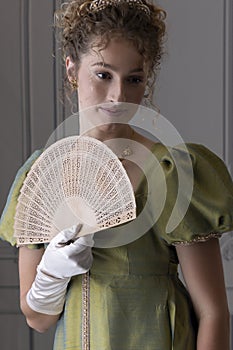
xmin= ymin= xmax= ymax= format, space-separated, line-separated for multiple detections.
xmin=55 ymin=0 xmax=166 ymax=99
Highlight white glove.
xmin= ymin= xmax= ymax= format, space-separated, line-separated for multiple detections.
xmin=26 ymin=224 xmax=94 ymax=315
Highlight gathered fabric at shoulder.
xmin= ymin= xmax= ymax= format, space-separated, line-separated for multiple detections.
xmin=150 ymin=143 xmax=233 ymax=245
xmin=0 ymin=150 xmax=43 ymax=246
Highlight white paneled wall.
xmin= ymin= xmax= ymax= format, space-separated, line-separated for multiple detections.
xmin=0 ymin=0 xmax=232 ymax=348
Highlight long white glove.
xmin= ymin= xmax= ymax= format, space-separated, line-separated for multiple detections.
xmin=26 ymin=224 xmax=94 ymax=315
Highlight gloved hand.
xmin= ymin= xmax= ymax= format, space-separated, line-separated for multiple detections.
xmin=26 ymin=224 xmax=94 ymax=315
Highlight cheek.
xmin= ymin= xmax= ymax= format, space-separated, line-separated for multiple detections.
xmin=78 ymin=77 xmax=107 ymax=107
xmin=78 ymin=83 xmax=97 ymax=108
xmin=127 ymin=87 xmax=145 ymax=104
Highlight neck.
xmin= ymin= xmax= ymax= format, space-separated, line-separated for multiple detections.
xmin=81 ymin=124 xmax=134 ymax=142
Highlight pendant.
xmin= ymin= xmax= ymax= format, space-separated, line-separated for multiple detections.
xmin=121 ymin=146 xmax=133 ymax=158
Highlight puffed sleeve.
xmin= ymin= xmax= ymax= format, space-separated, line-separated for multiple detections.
xmin=153 ymin=143 xmax=233 ymax=245
xmin=0 ymin=150 xmax=43 ymax=246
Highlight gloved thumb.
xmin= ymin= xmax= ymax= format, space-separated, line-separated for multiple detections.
xmin=52 ymin=224 xmax=83 ymax=247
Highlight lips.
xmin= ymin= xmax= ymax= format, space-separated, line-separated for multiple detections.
xmin=99 ymin=106 xmax=127 ymax=118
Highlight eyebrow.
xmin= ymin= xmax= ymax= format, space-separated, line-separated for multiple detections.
xmin=91 ymin=62 xmax=144 ymax=74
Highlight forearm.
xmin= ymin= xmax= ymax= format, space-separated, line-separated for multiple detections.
xmin=19 ymin=247 xmax=62 ymax=332
xmin=20 ymin=291 xmax=60 ymax=333
xmin=18 ymin=227 xmax=93 ymax=333
xmin=176 ymin=240 xmax=230 ymax=350
xmin=197 ymin=312 xmax=230 ymax=350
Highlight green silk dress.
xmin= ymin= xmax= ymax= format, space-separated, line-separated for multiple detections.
xmin=1 ymin=143 xmax=233 ymax=350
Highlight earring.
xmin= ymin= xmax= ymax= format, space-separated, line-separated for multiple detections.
xmin=69 ymin=78 xmax=78 ymax=90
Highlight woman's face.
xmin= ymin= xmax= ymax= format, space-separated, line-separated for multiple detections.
xmin=67 ymin=38 xmax=148 ymax=111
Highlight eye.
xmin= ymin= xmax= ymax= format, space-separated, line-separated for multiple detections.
xmin=127 ymin=75 xmax=144 ymax=84
xmin=96 ymin=72 xmax=112 ymax=80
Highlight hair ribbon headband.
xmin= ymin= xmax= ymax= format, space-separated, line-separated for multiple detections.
xmin=89 ymin=0 xmax=150 ymax=17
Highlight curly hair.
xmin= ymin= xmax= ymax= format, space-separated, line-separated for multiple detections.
xmin=55 ymin=0 xmax=166 ymax=98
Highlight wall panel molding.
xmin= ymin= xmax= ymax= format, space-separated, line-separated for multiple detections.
xmin=223 ymin=0 xmax=233 ymax=171
xmin=20 ymin=0 xmax=32 ymax=160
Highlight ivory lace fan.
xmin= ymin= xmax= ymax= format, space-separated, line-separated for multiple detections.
xmin=14 ymin=136 xmax=136 ymax=245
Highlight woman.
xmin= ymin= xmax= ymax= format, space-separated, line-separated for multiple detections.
xmin=1 ymin=0 xmax=233 ymax=349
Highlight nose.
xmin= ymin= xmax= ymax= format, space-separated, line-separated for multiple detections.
xmin=108 ymin=80 xmax=126 ymax=102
